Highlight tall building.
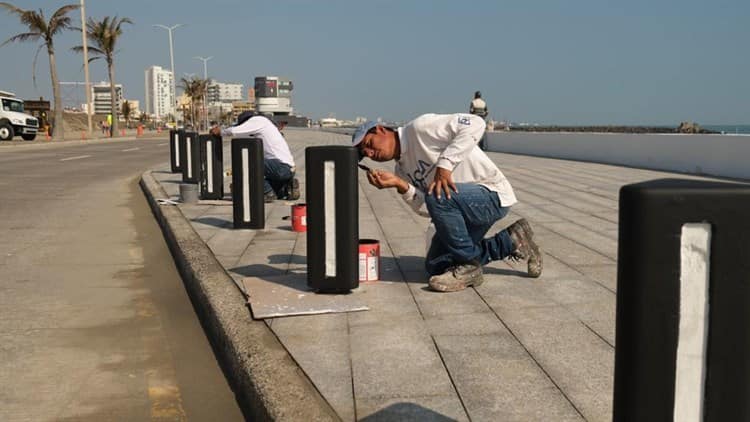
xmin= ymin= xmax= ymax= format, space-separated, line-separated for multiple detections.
xmin=144 ymin=66 xmax=175 ymax=119
xmin=91 ymin=82 xmax=123 ymax=115
xmin=207 ymin=81 xmax=243 ymax=104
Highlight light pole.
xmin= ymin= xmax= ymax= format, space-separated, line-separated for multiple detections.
xmin=194 ymin=56 xmax=212 ymax=130
xmin=153 ymin=23 xmax=184 ymax=125
xmin=80 ymin=0 xmax=92 ymax=136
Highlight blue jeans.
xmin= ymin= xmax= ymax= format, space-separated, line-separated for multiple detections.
xmin=425 ymin=183 xmax=515 ymax=275
xmin=264 ymin=158 xmax=294 ymax=198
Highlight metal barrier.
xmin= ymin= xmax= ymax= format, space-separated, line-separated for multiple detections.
xmin=180 ymin=131 xmax=199 ymax=184
xmin=231 ymin=138 xmax=264 ymax=229
xmin=199 ymin=134 xmax=224 ymax=200
xmin=169 ymin=129 xmax=183 ymax=173
xmin=614 ymin=178 xmax=750 ymax=421
xmin=305 ymin=145 xmax=359 ymax=293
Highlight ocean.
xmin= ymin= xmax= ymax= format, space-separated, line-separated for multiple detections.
xmin=703 ymin=125 xmax=750 ymax=135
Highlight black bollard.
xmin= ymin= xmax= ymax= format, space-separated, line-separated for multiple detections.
xmin=614 ymin=178 xmax=750 ymax=422
xmin=231 ymin=138 xmax=264 ymax=229
xmin=169 ymin=129 xmax=182 ymax=173
xmin=199 ymin=134 xmax=224 ymax=200
xmin=305 ymin=145 xmax=359 ymax=293
xmin=180 ymin=131 xmax=200 ymax=184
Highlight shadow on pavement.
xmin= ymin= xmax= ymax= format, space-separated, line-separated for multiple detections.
xmin=192 ymin=216 xmax=232 ymax=229
xmin=359 ymin=402 xmax=459 ymax=422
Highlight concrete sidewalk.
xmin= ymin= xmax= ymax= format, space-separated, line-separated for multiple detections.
xmin=141 ymin=128 xmax=719 ymax=421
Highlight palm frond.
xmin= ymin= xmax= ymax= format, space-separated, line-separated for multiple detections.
xmin=31 ymin=42 xmax=44 ymax=90
xmin=21 ymin=9 xmax=47 ymax=33
xmin=0 ymin=31 xmax=41 ymax=47
xmin=0 ymin=2 xmax=24 ymax=16
xmin=50 ymin=4 xmax=78 ymax=22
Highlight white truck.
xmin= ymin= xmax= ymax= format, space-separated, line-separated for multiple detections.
xmin=0 ymin=90 xmax=39 ymax=141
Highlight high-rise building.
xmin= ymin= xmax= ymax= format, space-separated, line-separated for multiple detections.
xmin=144 ymin=66 xmax=175 ymax=119
xmin=207 ymin=81 xmax=243 ymax=104
xmin=91 ymin=82 xmax=123 ymax=115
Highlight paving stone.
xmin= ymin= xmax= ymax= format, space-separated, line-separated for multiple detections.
xmin=350 ymin=321 xmax=455 ymax=399
xmin=435 ymin=334 xmax=584 ymax=422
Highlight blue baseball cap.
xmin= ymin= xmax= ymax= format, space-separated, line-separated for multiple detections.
xmin=351 ymin=121 xmax=379 ymax=147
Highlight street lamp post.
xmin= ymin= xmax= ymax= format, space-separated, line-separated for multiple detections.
xmin=153 ymin=24 xmax=184 ymax=125
xmin=194 ymin=56 xmax=212 ymax=131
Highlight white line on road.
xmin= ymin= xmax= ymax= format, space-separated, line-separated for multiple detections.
xmin=60 ymin=155 xmax=92 ymax=161
xmin=122 ymin=147 xmax=140 ymax=152
xmin=158 ymin=143 xmax=168 ymax=146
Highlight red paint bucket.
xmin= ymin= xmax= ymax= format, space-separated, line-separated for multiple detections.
xmin=358 ymin=239 xmax=380 ymax=282
xmin=291 ymin=203 xmax=307 ymax=232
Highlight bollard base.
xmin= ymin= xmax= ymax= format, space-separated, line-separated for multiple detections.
xmin=179 ymin=183 xmax=199 ymax=203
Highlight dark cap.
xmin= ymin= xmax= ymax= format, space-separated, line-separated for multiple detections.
xmin=235 ymin=111 xmax=256 ymax=126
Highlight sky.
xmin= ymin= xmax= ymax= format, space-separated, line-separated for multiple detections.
xmin=0 ymin=0 xmax=748 ymax=125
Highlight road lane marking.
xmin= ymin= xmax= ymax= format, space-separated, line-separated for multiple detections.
xmin=60 ymin=155 xmax=92 ymax=161
xmin=157 ymin=143 xmax=167 ymax=146
xmin=122 ymin=147 xmax=140 ymax=152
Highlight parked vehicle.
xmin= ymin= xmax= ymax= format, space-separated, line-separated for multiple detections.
xmin=0 ymin=90 xmax=39 ymax=141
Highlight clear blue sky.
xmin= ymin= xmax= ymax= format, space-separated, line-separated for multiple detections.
xmin=1 ymin=0 xmax=748 ymax=125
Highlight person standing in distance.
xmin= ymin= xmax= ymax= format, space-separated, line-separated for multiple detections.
xmin=469 ymin=91 xmax=489 ymax=150
xmin=353 ymin=114 xmax=542 ymax=292
xmin=210 ymin=112 xmax=300 ymax=202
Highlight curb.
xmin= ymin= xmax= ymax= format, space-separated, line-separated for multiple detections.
xmin=139 ymin=170 xmax=341 ymax=422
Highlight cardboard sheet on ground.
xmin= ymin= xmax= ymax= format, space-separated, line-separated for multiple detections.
xmin=242 ymin=272 xmax=369 ymax=319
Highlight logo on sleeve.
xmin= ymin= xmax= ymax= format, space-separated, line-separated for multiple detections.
xmin=458 ymin=116 xmax=471 ymax=126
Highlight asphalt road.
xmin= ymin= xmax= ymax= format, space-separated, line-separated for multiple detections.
xmin=0 ymin=139 xmax=243 ymax=421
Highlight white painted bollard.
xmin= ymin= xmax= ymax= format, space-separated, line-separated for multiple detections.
xmin=614 ymin=178 xmax=750 ymax=422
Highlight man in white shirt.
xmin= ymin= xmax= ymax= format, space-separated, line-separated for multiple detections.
xmin=352 ymin=114 xmax=542 ymax=292
xmin=211 ymin=112 xmax=299 ymax=202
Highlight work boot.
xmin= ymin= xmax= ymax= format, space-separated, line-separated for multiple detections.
xmin=264 ymin=190 xmax=276 ymax=203
xmin=428 ymin=263 xmax=484 ymax=292
xmin=507 ymin=218 xmax=543 ymax=277
xmin=289 ymin=178 xmax=300 ymax=200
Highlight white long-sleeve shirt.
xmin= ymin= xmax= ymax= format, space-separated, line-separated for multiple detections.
xmin=395 ymin=113 xmax=517 ymax=217
xmin=221 ymin=116 xmax=295 ymax=167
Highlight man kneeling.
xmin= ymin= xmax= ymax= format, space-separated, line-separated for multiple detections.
xmin=352 ymin=114 xmax=542 ymax=292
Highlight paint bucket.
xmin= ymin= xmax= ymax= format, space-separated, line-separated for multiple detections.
xmin=291 ymin=203 xmax=307 ymax=232
xmin=358 ymin=239 xmax=380 ymax=282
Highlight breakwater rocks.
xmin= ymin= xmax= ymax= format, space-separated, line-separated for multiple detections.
xmin=505 ymin=122 xmax=717 ymax=134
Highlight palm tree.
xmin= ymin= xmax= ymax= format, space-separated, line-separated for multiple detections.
xmin=72 ymin=16 xmax=132 ymax=137
xmin=178 ymin=76 xmax=209 ymax=128
xmin=178 ymin=76 xmax=196 ymax=126
xmin=121 ymin=99 xmax=132 ymax=128
xmin=0 ymin=3 xmax=79 ymax=141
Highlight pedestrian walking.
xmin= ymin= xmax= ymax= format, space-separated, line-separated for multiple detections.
xmin=469 ymin=91 xmax=489 ymax=150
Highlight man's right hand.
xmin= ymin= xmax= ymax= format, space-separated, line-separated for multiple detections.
xmin=209 ymin=126 xmax=221 ymax=136
xmin=367 ymin=170 xmax=409 ymax=194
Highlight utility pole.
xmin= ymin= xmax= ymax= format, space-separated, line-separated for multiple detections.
xmin=80 ymin=0 xmax=92 ymax=136
xmin=154 ymin=24 xmax=184 ymax=125
xmin=194 ymin=56 xmax=212 ymax=131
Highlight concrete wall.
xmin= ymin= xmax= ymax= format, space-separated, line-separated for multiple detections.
xmin=487 ymin=132 xmax=750 ymax=181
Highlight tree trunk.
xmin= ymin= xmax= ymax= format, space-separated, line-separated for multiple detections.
xmin=108 ymin=59 xmax=118 ymax=137
xmin=48 ymin=46 xmax=64 ymax=141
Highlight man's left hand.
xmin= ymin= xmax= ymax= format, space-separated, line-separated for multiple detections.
xmin=428 ymin=167 xmax=457 ymax=199
xmin=209 ymin=126 xmax=221 ymax=137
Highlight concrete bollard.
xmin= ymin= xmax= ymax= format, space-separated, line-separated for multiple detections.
xmin=180 ymin=131 xmax=200 ymax=184
xmin=305 ymin=145 xmax=359 ymax=293
xmin=199 ymin=134 xmax=224 ymax=200
xmin=231 ymin=138 xmax=264 ymax=229
xmin=179 ymin=183 xmax=199 ymax=203
xmin=169 ymin=129 xmax=182 ymax=173
xmin=614 ymin=178 xmax=750 ymax=422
